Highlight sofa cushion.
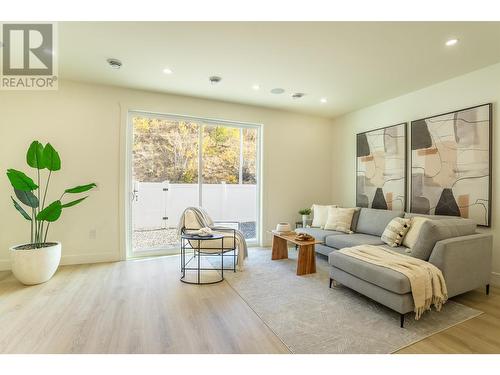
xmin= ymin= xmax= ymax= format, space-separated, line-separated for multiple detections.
xmin=355 ymin=208 xmax=404 ymax=237
xmin=329 ymin=266 xmax=415 ymax=313
xmin=409 ymin=218 xmax=477 ymax=260
xmin=381 ymin=217 xmax=411 ymax=247
xmin=404 ymin=212 xmax=460 ymax=220
xmin=325 ymin=233 xmax=384 ymax=249
xmin=328 ymin=250 xmax=411 ymax=294
xmin=350 ymin=208 xmax=361 ymax=231
xmin=315 ymin=243 xmax=336 ymax=256
xmin=324 ymin=207 xmax=357 ymax=233
xmin=294 ymin=227 xmax=342 ymax=242
xmin=402 ymin=216 xmax=429 ymax=248
xmin=311 ymin=204 xmax=338 ymax=228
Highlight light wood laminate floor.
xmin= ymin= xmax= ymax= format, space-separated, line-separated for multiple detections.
xmin=0 ymin=254 xmax=498 ymax=354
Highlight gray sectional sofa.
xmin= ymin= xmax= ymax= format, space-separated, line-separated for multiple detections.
xmin=296 ymin=208 xmax=492 ymax=327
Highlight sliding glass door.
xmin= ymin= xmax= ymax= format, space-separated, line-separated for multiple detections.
xmin=201 ymin=124 xmax=258 ymax=240
xmin=129 ymin=112 xmax=260 ymax=256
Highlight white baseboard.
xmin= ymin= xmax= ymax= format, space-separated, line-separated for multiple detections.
xmin=59 ymin=252 xmax=120 ymax=266
xmin=0 ymin=252 xmax=120 ymax=272
xmin=0 ymin=260 xmax=10 ymax=272
xmin=2 ymin=252 xmax=500 ymax=289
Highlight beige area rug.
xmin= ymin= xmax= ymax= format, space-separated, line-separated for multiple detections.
xmin=219 ymin=248 xmax=482 ymax=354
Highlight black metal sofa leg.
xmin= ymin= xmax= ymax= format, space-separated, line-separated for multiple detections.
xmin=400 ymin=314 xmax=405 ymax=328
xmin=486 ymin=284 xmax=490 ymax=295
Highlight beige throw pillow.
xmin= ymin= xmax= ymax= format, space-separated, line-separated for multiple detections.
xmin=381 ymin=217 xmax=411 ymax=247
xmin=402 ymin=217 xmax=430 ymax=248
xmin=324 ymin=207 xmax=356 ymax=233
xmin=311 ymin=204 xmax=338 ymax=228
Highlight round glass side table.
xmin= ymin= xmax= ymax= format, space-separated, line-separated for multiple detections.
xmin=180 ymin=233 xmax=225 ymax=285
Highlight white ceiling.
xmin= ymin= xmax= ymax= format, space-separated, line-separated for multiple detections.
xmin=59 ymin=22 xmax=500 ymax=118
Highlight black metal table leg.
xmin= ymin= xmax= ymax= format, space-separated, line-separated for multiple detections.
xmin=233 ymin=247 xmax=236 ymax=272
xmin=197 ymin=240 xmax=201 ymax=284
xmin=179 ymin=232 xmax=226 ymax=285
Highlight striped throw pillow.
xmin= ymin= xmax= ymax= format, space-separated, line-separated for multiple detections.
xmin=381 ymin=217 xmax=411 ymax=247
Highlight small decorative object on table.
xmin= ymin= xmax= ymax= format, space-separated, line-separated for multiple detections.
xmin=298 ymin=208 xmax=312 ymax=228
xmin=275 ymin=222 xmax=291 ymax=232
xmin=295 ymin=233 xmax=314 ymax=242
xmin=192 ymin=227 xmax=214 ymax=237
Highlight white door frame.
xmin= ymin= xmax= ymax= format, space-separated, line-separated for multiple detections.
xmin=120 ymin=106 xmax=262 ymax=260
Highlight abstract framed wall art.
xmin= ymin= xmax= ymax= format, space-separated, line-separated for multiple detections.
xmin=356 ymin=123 xmax=407 ymax=211
xmin=410 ymin=103 xmax=492 ymax=226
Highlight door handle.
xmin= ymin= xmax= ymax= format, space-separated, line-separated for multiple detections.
xmin=131 ymin=190 xmax=139 ymax=202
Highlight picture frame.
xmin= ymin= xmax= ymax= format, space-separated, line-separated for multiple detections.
xmin=356 ymin=122 xmax=407 ymax=211
xmin=410 ymin=103 xmax=492 ymax=226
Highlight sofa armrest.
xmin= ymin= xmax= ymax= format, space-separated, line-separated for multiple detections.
xmin=428 ymin=233 xmax=492 ymax=297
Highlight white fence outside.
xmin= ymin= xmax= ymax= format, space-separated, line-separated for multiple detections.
xmin=132 ymin=182 xmax=257 ymax=230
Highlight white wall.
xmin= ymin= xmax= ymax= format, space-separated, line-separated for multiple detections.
xmin=0 ymin=80 xmax=333 ymax=270
xmin=330 ymin=62 xmax=500 ymax=286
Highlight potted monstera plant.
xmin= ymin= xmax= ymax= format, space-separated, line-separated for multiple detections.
xmin=6 ymin=141 xmax=96 ymax=285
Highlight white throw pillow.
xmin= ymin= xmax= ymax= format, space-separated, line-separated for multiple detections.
xmin=311 ymin=204 xmax=338 ymax=228
xmin=381 ymin=217 xmax=411 ymax=247
xmin=324 ymin=207 xmax=357 ymax=233
xmin=402 ymin=217 xmax=430 ymax=248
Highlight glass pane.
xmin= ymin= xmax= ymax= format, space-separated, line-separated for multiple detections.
xmin=201 ymin=124 xmax=257 ymax=240
xmin=132 ymin=116 xmax=199 ymax=252
xmin=242 ymin=128 xmax=257 ymax=184
xmin=202 ymin=125 xmax=240 ymax=184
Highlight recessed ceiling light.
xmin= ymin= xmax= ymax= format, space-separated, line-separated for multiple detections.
xmin=270 ymin=88 xmax=285 ymax=94
xmin=320 ymin=98 xmax=327 ymax=103
xmin=445 ymin=38 xmax=458 ymax=46
xmin=106 ymin=58 xmax=122 ymax=69
xmin=252 ymin=84 xmax=260 ymax=90
xmin=292 ymin=92 xmax=306 ymax=99
xmin=163 ymin=67 xmax=173 ymax=74
xmin=209 ymin=76 xmax=222 ymax=84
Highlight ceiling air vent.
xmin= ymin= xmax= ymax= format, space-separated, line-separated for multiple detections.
xmin=107 ymin=58 xmax=123 ymax=69
xmin=209 ymin=76 xmax=222 ymax=84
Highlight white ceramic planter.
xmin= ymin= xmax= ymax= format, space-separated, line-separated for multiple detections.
xmin=302 ymin=215 xmax=309 ymax=227
xmin=9 ymin=242 xmax=61 ymax=285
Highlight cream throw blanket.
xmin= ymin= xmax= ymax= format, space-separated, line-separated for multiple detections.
xmin=338 ymin=245 xmax=448 ymax=320
xmin=177 ymin=207 xmax=248 ymax=270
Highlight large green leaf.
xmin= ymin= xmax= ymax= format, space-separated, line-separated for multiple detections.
xmin=65 ymin=183 xmax=97 ymax=194
xmin=36 ymin=200 xmax=62 ymax=222
xmin=6 ymin=169 xmax=38 ymax=191
xmin=43 ymin=143 xmax=61 ymax=171
xmin=26 ymin=141 xmax=45 ymax=169
xmin=11 ymin=197 xmax=31 ymax=221
xmin=14 ymin=189 xmax=39 ymax=208
xmin=61 ymin=196 xmax=88 ymax=208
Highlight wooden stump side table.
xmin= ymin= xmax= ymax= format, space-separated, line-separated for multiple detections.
xmin=270 ymin=232 xmax=321 ymax=275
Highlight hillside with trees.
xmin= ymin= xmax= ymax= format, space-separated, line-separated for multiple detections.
xmin=132 ymin=116 xmax=257 ymax=184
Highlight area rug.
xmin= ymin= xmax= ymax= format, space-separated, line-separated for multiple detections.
xmin=220 ymin=248 xmax=482 ymax=354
